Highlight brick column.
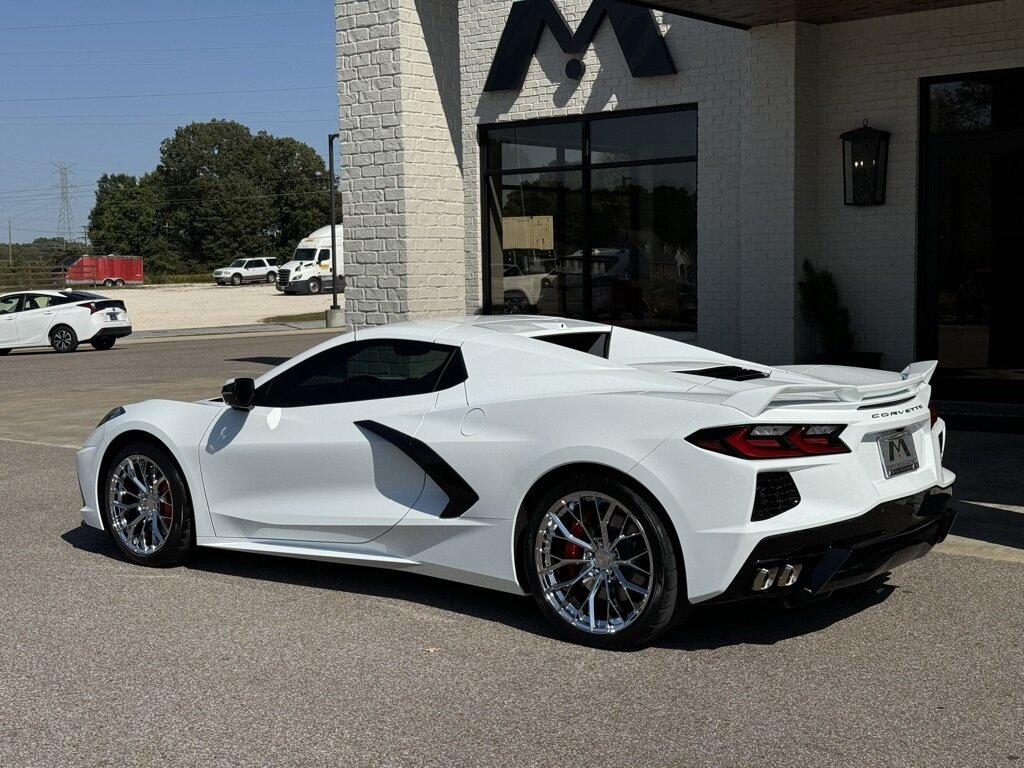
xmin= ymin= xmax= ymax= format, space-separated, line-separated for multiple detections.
xmin=335 ymin=0 xmax=464 ymax=327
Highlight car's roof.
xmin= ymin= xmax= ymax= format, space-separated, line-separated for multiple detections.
xmin=0 ymin=289 xmax=67 ymax=298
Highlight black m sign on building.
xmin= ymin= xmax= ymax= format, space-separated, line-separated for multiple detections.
xmin=484 ymin=0 xmax=676 ymax=92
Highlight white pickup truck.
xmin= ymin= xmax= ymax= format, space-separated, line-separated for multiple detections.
xmin=275 ymin=226 xmax=345 ymax=295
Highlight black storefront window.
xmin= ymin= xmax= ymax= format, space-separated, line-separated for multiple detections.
xmin=481 ymin=106 xmax=698 ymax=331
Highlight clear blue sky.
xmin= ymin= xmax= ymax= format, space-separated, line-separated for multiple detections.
xmin=0 ymin=1 xmax=337 ymax=245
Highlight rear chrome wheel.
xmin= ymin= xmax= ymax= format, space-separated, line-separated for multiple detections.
xmin=525 ymin=474 xmax=681 ymax=649
xmin=103 ymin=441 xmax=194 ymax=566
xmin=50 ymin=326 xmax=78 ymax=353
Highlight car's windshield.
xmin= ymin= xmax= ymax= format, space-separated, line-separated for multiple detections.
xmin=229 ymin=259 xmax=246 ymax=268
xmin=292 ymin=248 xmax=317 ymax=263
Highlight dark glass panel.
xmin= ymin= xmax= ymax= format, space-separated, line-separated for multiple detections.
xmin=488 ymin=170 xmax=584 ymax=317
xmin=589 ymin=163 xmax=698 ymax=331
xmin=590 ymin=110 xmax=696 ymax=165
xmin=929 ymin=81 xmax=993 ymax=134
xmin=485 ymin=122 xmax=583 ymax=172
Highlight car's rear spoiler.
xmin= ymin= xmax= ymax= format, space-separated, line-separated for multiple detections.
xmin=722 ymin=361 xmax=937 ymax=417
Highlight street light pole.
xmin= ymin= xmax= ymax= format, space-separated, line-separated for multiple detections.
xmin=328 ymin=132 xmax=341 ymax=316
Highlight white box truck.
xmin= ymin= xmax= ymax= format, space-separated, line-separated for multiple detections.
xmin=275 ymin=225 xmax=344 ymax=295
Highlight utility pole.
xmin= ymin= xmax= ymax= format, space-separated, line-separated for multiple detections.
xmin=52 ymin=162 xmax=75 ymax=249
xmin=7 ymin=219 xmax=11 ymax=267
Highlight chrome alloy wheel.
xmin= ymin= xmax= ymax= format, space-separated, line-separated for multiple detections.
xmin=107 ymin=455 xmax=174 ymax=556
xmin=51 ymin=328 xmax=74 ymax=351
xmin=534 ymin=491 xmax=655 ymax=635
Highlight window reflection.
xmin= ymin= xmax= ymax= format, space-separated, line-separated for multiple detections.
xmin=483 ymin=108 xmax=698 ymax=331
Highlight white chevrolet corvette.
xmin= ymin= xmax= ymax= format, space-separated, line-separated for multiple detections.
xmin=76 ymin=317 xmax=956 ymax=648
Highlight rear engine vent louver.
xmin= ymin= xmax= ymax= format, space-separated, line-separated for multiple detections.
xmin=752 ymin=473 xmax=801 ymax=522
xmin=681 ymin=366 xmax=768 ymax=381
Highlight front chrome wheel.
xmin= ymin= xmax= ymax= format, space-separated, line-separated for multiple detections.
xmin=534 ymin=491 xmax=655 ymax=636
xmin=107 ymin=454 xmax=175 ymax=556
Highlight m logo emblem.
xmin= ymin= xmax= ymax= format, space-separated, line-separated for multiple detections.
xmin=484 ymin=0 xmax=677 ymax=92
xmin=889 ymin=437 xmax=911 ymax=463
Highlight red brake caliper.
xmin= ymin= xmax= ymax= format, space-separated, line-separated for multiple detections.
xmin=158 ymin=479 xmax=173 ymax=525
xmin=561 ymin=521 xmax=587 ymax=578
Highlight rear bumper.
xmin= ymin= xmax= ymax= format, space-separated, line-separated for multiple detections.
xmin=707 ymin=486 xmax=955 ymax=603
xmin=90 ymin=325 xmax=133 ymax=341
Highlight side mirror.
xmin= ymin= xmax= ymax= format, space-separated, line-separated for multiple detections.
xmin=222 ymin=378 xmax=256 ymax=411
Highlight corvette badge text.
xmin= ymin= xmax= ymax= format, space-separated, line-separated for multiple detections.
xmin=484 ymin=0 xmax=676 ymax=92
xmin=872 ymin=405 xmax=925 ymax=419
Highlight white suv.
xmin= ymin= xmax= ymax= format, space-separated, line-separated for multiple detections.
xmin=213 ymin=259 xmax=277 ymax=286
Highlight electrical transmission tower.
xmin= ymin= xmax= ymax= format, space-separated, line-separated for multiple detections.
xmin=52 ymin=162 xmax=75 ymax=246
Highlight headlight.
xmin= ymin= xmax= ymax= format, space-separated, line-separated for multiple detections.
xmin=97 ymin=406 xmax=125 ymax=428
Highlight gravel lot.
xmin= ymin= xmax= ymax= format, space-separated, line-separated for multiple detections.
xmin=103 ymin=283 xmax=340 ymax=331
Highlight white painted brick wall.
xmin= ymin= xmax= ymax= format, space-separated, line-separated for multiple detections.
xmin=335 ymin=0 xmax=463 ymax=327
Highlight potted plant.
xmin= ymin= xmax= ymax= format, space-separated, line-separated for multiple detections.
xmin=798 ymin=260 xmax=882 ymax=368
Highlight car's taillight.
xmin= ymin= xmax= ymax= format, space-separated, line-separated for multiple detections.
xmin=687 ymin=425 xmax=850 ymax=459
xmin=84 ymin=302 xmax=100 ymax=314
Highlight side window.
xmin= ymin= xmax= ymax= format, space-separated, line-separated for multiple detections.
xmin=256 ymin=340 xmax=466 ymax=408
xmin=252 ymin=260 xmax=266 ymax=268
xmin=21 ymin=294 xmax=47 ymax=311
xmin=0 ymin=295 xmax=21 ymax=314
xmin=317 ymin=249 xmax=331 ymax=264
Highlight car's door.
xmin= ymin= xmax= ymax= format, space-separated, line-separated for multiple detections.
xmin=243 ymin=260 xmax=262 ymax=281
xmin=14 ymin=294 xmax=60 ymax=346
xmin=198 ymin=338 xmax=461 ymax=544
xmin=0 ymin=294 xmax=22 ymax=346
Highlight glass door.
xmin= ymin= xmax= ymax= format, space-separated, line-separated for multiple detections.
xmin=920 ymin=70 xmax=1024 ymax=402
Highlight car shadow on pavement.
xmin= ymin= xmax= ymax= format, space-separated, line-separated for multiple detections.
xmin=659 ymin=580 xmax=896 ymax=651
xmin=61 ymin=523 xmax=897 ymax=650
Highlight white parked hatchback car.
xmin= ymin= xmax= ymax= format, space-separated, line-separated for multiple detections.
xmin=0 ymin=290 xmax=132 ymax=354
xmin=213 ymin=258 xmax=277 ymax=286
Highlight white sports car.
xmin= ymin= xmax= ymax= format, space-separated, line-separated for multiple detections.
xmin=0 ymin=289 xmax=132 ymax=354
xmin=75 ymin=317 xmax=956 ymax=648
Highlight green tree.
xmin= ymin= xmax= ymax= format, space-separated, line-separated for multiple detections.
xmin=87 ymin=120 xmax=333 ymax=274
xmin=88 ymin=173 xmax=163 ymax=256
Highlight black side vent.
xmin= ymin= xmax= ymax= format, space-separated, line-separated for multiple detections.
xmin=681 ymin=366 xmax=769 ymax=382
xmin=752 ymin=473 xmax=801 ymax=522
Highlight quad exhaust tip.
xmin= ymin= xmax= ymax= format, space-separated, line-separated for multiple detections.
xmin=751 ymin=564 xmax=802 ymax=592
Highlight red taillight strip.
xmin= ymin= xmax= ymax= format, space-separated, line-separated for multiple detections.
xmin=687 ymin=425 xmax=850 ymax=460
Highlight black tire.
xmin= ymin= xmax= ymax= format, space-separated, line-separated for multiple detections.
xmin=102 ymin=278 xmax=114 ymax=287
xmin=307 ymin=278 xmax=322 ymax=295
xmin=91 ymin=337 xmax=116 ymax=351
xmin=115 ymin=279 xmax=125 ymax=287
xmin=523 ymin=473 xmax=680 ymax=649
xmin=50 ymin=325 xmax=79 ymax=353
xmin=101 ymin=440 xmax=195 ymax=567
xmin=266 ymin=272 xmax=277 ymax=284
xmin=0 ymin=348 xmax=11 ymax=356
xmin=230 ymin=273 xmax=243 ymax=286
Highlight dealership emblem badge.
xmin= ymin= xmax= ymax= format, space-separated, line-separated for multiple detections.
xmin=484 ymin=0 xmax=676 ymax=92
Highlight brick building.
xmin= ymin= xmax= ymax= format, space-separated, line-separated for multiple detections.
xmin=333 ymin=0 xmax=1024 ymax=403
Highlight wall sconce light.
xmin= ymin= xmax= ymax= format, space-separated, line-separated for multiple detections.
xmin=841 ymin=120 xmax=891 ymax=206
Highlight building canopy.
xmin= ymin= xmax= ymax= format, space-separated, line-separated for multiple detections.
xmin=632 ymin=0 xmax=998 ymax=28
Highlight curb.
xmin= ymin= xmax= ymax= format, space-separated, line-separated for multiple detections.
xmin=124 ymin=321 xmax=339 ymax=343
